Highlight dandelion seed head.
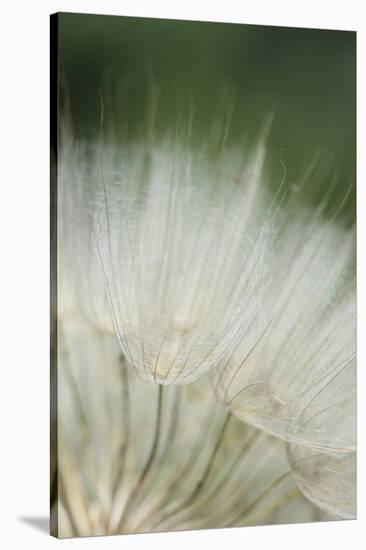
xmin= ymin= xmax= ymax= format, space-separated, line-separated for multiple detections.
xmin=56 ymin=106 xmax=356 ymax=531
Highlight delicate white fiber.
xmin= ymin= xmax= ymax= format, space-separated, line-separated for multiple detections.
xmin=213 ymin=206 xmax=356 ymax=453
xmin=61 ymin=133 xmax=277 ymax=385
xmin=58 ymin=136 xmax=114 ymax=332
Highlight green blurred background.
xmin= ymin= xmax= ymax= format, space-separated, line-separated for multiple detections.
xmin=57 ymin=12 xmax=356 ymax=220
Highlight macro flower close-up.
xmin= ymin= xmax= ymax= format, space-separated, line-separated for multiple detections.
xmin=51 ymin=12 xmax=356 ymax=539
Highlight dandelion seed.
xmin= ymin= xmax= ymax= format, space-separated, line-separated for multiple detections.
xmin=211 ymin=199 xmax=356 ymax=519
xmin=213 ymin=206 xmax=356 ymax=453
xmin=61 ymin=130 xmax=277 ymax=385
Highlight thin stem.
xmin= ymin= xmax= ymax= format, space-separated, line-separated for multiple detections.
xmin=108 ymin=356 xmax=130 ymax=531
xmin=117 ymin=384 xmax=164 ymax=533
xmin=181 ymin=428 xmax=259 ymax=524
xmin=143 ymin=395 xmax=218 ymax=529
xmin=226 ymin=470 xmax=291 ymax=527
xmin=152 ymin=412 xmax=232 ymax=530
xmin=59 ymin=469 xmax=80 ymax=537
xmin=240 ymin=487 xmax=299 ymax=527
